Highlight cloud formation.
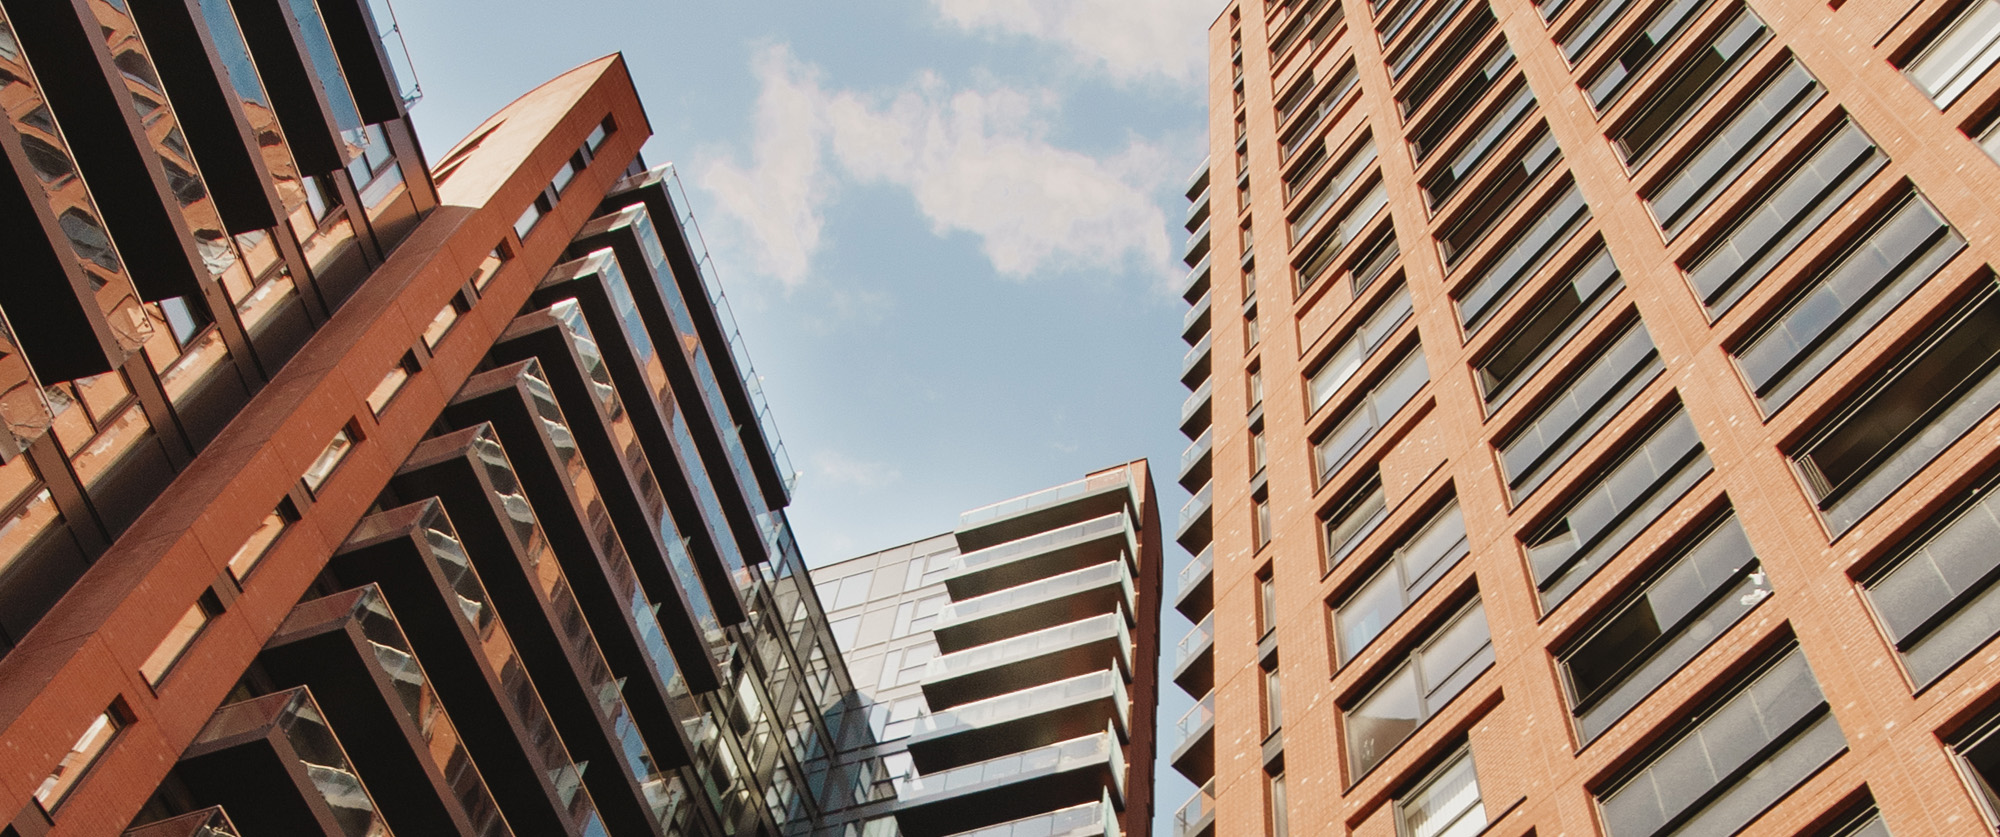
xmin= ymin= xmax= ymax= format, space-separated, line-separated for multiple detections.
xmin=698 ymin=44 xmax=1174 ymax=288
xmin=927 ymin=0 xmax=1218 ymax=84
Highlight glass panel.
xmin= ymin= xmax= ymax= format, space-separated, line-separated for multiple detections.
xmin=227 ymin=501 xmax=295 ymax=581
xmin=34 ymin=710 xmax=120 ymax=811
xmin=140 ymin=597 xmax=215 ymax=686
xmin=1528 ymin=409 xmax=1711 ymax=609
xmin=1500 ymin=321 xmax=1662 ymax=499
xmin=1648 ymin=61 xmax=1821 ymax=236
xmin=1455 ymin=183 xmax=1591 ymax=334
xmin=302 ymin=427 xmax=354 ymax=493
xmin=1905 ymin=0 xmax=2000 ymax=107
xmin=1401 ymin=749 xmax=1486 ymax=837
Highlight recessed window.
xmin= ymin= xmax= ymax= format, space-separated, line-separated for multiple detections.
xmin=1499 ymin=319 xmax=1662 ymax=501
xmin=1385 ymin=0 xmax=1474 ymax=79
xmin=1279 ymin=63 xmax=1359 ymax=161
xmin=1683 ymin=119 xmax=1884 ymax=316
xmin=366 ymin=351 xmax=421 ymax=416
xmin=226 ymin=496 xmax=298 ymax=582
xmin=512 ymin=196 xmax=548 ymax=239
xmin=1251 ymin=423 xmax=1268 ymax=474
xmin=1294 ymin=182 xmax=1389 ymax=290
xmin=34 ymin=701 xmax=128 ymax=812
xmin=1583 ymin=0 xmax=1710 ymax=110
xmin=472 ymin=241 xmax=512 ymax=291
xmin=1560 ymin=513 xmax=1767 ymax=741
xmin=1862 ymin=474 xmax=2000 ymax=686
xmin=1902 ymin=0 xmax=2000 ymax=108
xmin=1269 ymin=771 xmax=1291 ymax=837
xmin=1596 ymin=646 xmax=1844 ymax=837
xmin=1474 ymin=246 xmax=1623 ymax=408
xmin=1344 ymin=599 xmax=1493 ymax=776
xmin=422 ymin=292 xmax=471 ymax=349
xmin=301 ymin=424 xmax=357 ymax=495
xmin=587 ymin=116 xmax=615 ymax=154
xmin=1308 ymin=284 xmax=1414 ymax=412
xmin=1454 ymin=180 xmax=1591 ymax=335
xmin=1254 ymin=493 xmax=1273 ymax=549
xmin=1288 ymin=135 xmax=1377 ymax=244
xmin=1263 ymin=666 xmax=1284 ymax=733
xmin=1646 ymin=60 xmax=1823 ymax=237
xmin=1558 ymin=0 xmax=1642 ymax=61
xmin=1610 ymin=7 xmax=1769 ymax=164
xmin=139 ymin=590 xmax=224 ymax=687
xmin=1260 ymin=571 xmax=1279 ymax=635
xmin=1421 ymin=84 xmax=1538 ymax=208
xmin=1334 ymin=500 xmax=1468 ymax=664
xmin=1410 ymin=46 xmax=1517 ymax=162
xmin=1324 ymin=475 xmax=1388 ymax=570
xmin=1399 ymin=747 xmax=1486 ymax=837
xmin=1437 ymin=129 xmax=1563 ymax=268
xmin=1792 ymin=285 xmax=2000 ymax=534
xmin=1397 ymin=7 xmax=1498 ymax=117
xmin=1952 ymin=709 xmax=2000 ymax=827
xmin=1525 ymin=406 xmax=1711 ymax=609
xmin=1733 ymin=193 xmax=1962 ymax=412
xmin=1313 ymin=345 xmax=1429 ymax=483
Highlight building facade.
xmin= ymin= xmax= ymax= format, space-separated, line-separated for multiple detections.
xmin=812 ymin=463 xmax=1164 ymax=837
xmin=0 ymin=2 xmax=873 ymax=836
xmin=1177 ymin=0 xmax=2000 ymax=834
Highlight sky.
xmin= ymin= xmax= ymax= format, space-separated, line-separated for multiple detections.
xmin=388 ymin=0 xmax=1215 ymax=828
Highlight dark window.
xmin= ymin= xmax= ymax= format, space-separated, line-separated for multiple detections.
xmin=1734 ymin=194 xmax=1962 ymax=412
xmin=1684 ymin=120 xmax=1885 ymax=316
xmin=1611 ymin=7 xmax=1769 ymax=164
xmin=1862 ymin=474 xmax=2000 ymax=686
xmin=1475 ymin=246 xmax=1623 ymax=408
xmin=1559 ymin=0 xmax=1641 ymax=61
xmin=1560 ymin=513 xmax=1768 ymax=741
xmin=1324 ymin=475 xmax=1388 ymax=570
xmin=1500 ymin=319 xmax=1662 ymax=500
xmin=58 ymin=208 xmax=120 ymax=272
xmin=1584 ymin=0 xmax=1711 ymax=109
xmin=1526 ymin=406 xmax=1711 ymax=609
xmin=1344 ymin=599 xmax=1493 ymax=776
xmin=1314 ymin=345 xmax=1429 ymax=483
xmin=1437 ymin=129 xmax=1563 ymax=267
xmin=1455 ymin=181 xmax=1591 ymax=334
xmin=1421 ymin=85 xmax=1537 ymax=208
xmin=1597 ymin=646 xmax=1844 ymax=837
xmin=1398 ymin=7 xmax=1497 ymax=116
xmin=1349 ymin=229 xmax=1402 ymax=296
xmin=1647 ymin=59 xmax=1822 ymax=237
xmin=1294 ymin=182 xmax=1389 ymax=289
xmin=1410 ymin=46 xmax=1516 ymax=162
xmin=1272 ymin=0 xmax=1342 ymax=59
xmin=1333 ymin=500 xmax=1469 ymax=663
xmin=1386 ymin=0 xmax=1476 ymax=78
xmin=1794 ymin=285 xmax=2000 ymax=534
xmin=1954 ymin=709 xmax=2000 ymax=826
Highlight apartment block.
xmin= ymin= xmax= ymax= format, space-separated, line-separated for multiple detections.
xmin=1176 ymin=0 xmax=2000 ymax=833
xmin=812 ymin=463 xmax=1164 ymax=837
xmin=0 ymin=2 xmax=873 ymax=836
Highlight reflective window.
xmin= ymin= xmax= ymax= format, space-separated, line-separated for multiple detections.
xmin=1289 ymin=135 xmax=1378 ymax=244
xmin=301 ymin=426 xmax=356 ymax=494
xmin=366 ymin=352 xmax=421 ymax=416
xmin=1611 ymin=8 xmax=1768 ymax=164
xmin=1334 ymin=501 xmax=1469 ymax=663
xmin=1499 ymin=320 xmax=1661 ymax=500
xmin=1863 ymin=475 xmax=2000 ymax=686
xmin=33 ymin=705 xmax=123 ymax=811
xmin=1583 ymin=0 xmax=1710 ymax=109
xmin=1422 ymin=84 xmax=1537 ymax=208
xmin=1294 ymin=182 xmax=1389 ymax=288
xmin=1410 ymin=46 xmax=1517 ymax=162
xmin=1475 ymin=246 xmax=1623 ymax=408
xmin=1903 ymin=0 xmax=2000 ymax=107
xmin=1345 ymin=600 xmax=1493 ymax=776
xmin=1313 ymin=346 xmax=1429 ymax=483
xmin=1307 ymin=284 xmax=1414 ymax=412
xmin=1647 ymin=60 xmax=1821 ymax=237
xmin=1455 ymin=181 xmax=1591 ymax=334
xmin=1400 ymin=747 xmax=1486 ymax=837
xmin=1279 ymin=62 xmax=1360 ymax=161
xmin=1397 ymin=7 xmax=1497 ymax=117
xmin=140 ymin=591 xmax=223 ymax=687
xmin=227 ymin=497 xmax=298 ymax=582
xmin=1324 ymin=476 xmax=1388 ymax=570
xmin=1954 ymin=710 xmax=2000 ymax=826
xmin=1437 ymin=130 xmax=1563 ymax=267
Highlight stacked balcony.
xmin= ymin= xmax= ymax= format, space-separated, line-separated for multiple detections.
xmin=1169 ymin=152 xmax=1219 ymax=827
xmin=894 ymin=466 xmax=1144 ymax=837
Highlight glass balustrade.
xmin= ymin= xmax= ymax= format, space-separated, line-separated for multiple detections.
xmin=954 ymin=513 xmax=1137 ymax=575
xmin=927 ymin=614 xmax=1132 ymax=681
xmin=1175 ymin=614 xmax=1215 ymax=671
xmin=961 ymin=468 xmax=1134 ymax=527
xmin=1177 ymin=546 xmax=1215 ymax=597
xmin=1179 ymin=483 xmax=1214 ymax=531
xmin=1175 ymin=781 xmax=1217 ymax=837
xmin=938 ymin=561 xmax=1134 ymax=629
xmin=896 ymin=730 xmax=1120 ymax=801
xmin=1175 ymin=691 xmax=1216 ymax=749
xmin=911 ymin=670 xmax=1129 ymax=740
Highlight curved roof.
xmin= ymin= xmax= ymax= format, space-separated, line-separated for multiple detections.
xmin=434 ymin=53 xmax=630 ymax=207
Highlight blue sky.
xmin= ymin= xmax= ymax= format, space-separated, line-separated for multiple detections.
xmin=391 ymin=0 xmax=1212 ymax=826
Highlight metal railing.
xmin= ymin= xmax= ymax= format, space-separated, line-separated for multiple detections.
xmin=959 ymin=468 xmax=1132 ymax=528
xmin=364 ymin=0 xmax=422 ymax=107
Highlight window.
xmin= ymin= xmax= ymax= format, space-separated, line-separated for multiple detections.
xmin=1269 ymin=772 xmax=1291 ymax=837
xmin=589 ymin=116 xmax=616 ymax=154
xmin=1953 ymin=708 xmax=2000 ymax=826
xmin=829 ymin=616 xmax=860 ymax=649
xmin=1249 ymin=364 xmax=1265 ymax=409
xmin=1611 ymin=8 xmax=1769 ymax=164
xmin=1583 ymin=0 xmax=1709 ymax=109
xmin=1410 ymin=46 xmax=1518 ymax=162
xmin=1252 ymin=424 xmax=1268 ymax=474
xmin=1344 ymin=599 xmax=1493 ymax=776
xmin=1558 ymin=0 xmax=1641 ymax=60
xmin=1313 ymin=346 xmax=1429 ymax=483
xmin=33 ymin=702 xmax=127 ymax=811
xmin=1436 ymin=129 xmax=1563 ymax=267
xmin=1734 ymin=194 xmax=1962 ymax=412
xmin=1386 ymin=0 xmax=1474 ymax=79
xmin=1399 ymin=748 xmax=1486 ymax=837
xmin=1254 ymin=494 xmax=1273 ymax=549
xmin=472 ymin=242 xmax=512 ymax=291
xmin=1902 ymin=0 xmax=2000 ymax=107
xmin=1597 ymin=646 xmax=1844 ymax=837
xmin=1526 ymin=407 xmax=1711 ymax=609
xmin=1475 ymin=246 xmax=1623 ymax=408
xmin=1246 ymin=307 xmax=1262 ymax=348
xmin=1280 ymin=63 xmax=1359 ymax=161
xmin=1308 ymin=284 xmax=1414 ymax=412
xmin=1264 ymin=666 xmax=1285 ymax=733
xmin=1289 ymin=136 xmax=1378 ymax=244
xmin=1793 ymin=286 xmax=2000 ymax=534
xmin=423 ymin=292 xmax=472 ymax=349
xmin=1862 ymin=473 xmax=2000 ymax=686
xmin=1349 ymin=229 xmax=1402 ymax=296
xmin=1454 ymin=181 xmax=1591 ymax=335
xmin=1646 ymin=60 xmax=1822 ymax=237
xmin=1324 ymin=476 xmax=1388 ymax=570
xmin=1684 ymin=120 xmax=1884 ymax=316
xmin=1294 ymin=182 xmax=1389 ymax=288
xmin=301 ymin=424 xmax=356 ymax=495
xmin=139 ymin=590 xmax=224 ymax=687
xmin=1421 ymin=83 xmax=1537 ymax=209
xmin=1397 ymin=7 xmax=1497 ymax=117
xmin=1499 ymin=320 xmax=1662 ymax=500
xmin=1334 ymin=501 xmax=1469 ymax=663
xmin=893 ymin=594 xmax=948 ymax=637
xmin=512 ymin=195 xmax=548 ymax=239
xmin=227 ymin=497 xmax=298 ymax=581
xmin=1260 ymin=571 xmax=1280 ymax=635
xmin=821 ymin=571 xmax=873 ymax=611
xmin=1560 ymin=513 xmax=1767 ymax=741
xmin=367 ymin=352 xmax=421 ymax=416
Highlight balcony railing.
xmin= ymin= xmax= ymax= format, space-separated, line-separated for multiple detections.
xmin=364 ymin=0 xmax=422 ymax=107
xmin=1175 ymin=691 xmax=1216 ymax=749
xmin=927 ymin=613 xmax=1132 ymax=682
xmin=960 ymin=468 xmax=1133 ymax=528
xmin=1175 ymin=613 xmax=1215 ymax=671
xmin=1180 ymin=428 xmax=1213 ymax=479
xmin=954 ymin=512 xmax=1136 ymax=575
xmin=1174 ymin=780 xmax=1217 ymax=837
xmin=1181 ymin=333 xmax=1213 ymax=389
xmin=1186 ymin=158 xmax=1211 ymax=199
xmin=938 ymin=560 xmax=1134 ymax=630
xmin=1182 ymin=290 xmax=1212 ymax=344
xmin=1185 ymin=189 xmax=1212 ymax=231
xmin=897 ymin=730 xmax=1124 ymax=802
xmin=123 ymin=807 xmax=240 ymax=837
xmin=1177 ymin=545 xmax=1214 ymax=600
xmin=912 ymin=670 xmax=1130 ymax=741
xmin=1177 ymin=483 xmax=1213 ymax=533
xmin=1184 ymin=220 xmax=1212 ymax=266
xmin=1180 ymin=379 xmax=1213 ymax=436
xmin=947 ymin=795 xmax=1121 ymax=837
xmin=1182 ymin=254 xmax=1213 ymax=302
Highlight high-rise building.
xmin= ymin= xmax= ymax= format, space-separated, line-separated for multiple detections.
xmin=0 ymin=2 xmax=870 ymax=836
xmin=811 ymin=462 xmax=1163 ymax=837
xmin=1179 ymin=0 xmax=2000 ymax=833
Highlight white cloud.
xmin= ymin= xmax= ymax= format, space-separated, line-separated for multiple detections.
xmin=696 ymin=44 xmax=1175 ymax=287
xmin=927 ymin=0 xmax=1218 ymax=84
xmin=812 ymin=450 xmax=903 ymax=489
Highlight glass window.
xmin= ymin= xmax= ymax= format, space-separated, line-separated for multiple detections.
xmin=1500 ymin=320 xmax=1662 ymax=500
xmin=33 ymin=705 xmax=124 ymax=811
xmin=1525 ymin=407 xmax=1711 ymax=609
xmin=1422 ymin=83 xmax=1538 ymax=209
xmin=140 ymin=591 xmax=223 ymax=687
xmin=1264 ymin=667 xmax=1284 ymax=733
xmin=423 ymin=296 xmax=466 ymax=349
xmin=1269 ymin=772 xmax=1290 ymax=837
xmin=1410 ymin=46 xmax=1518 ymax=162
xmin=1583 ymin=0 xmax=1709 ymax=109
xmin=227 ymin=497 xmax=298 ymax=582
xmin=1560 ymin=514 xmax=1767 ymax=740
xmin=1597 ymin=646 xmax=1844 ymax=837
xmin=1794 ymin=287 xmax=2000 ymax=534
xmin=1254 ymin=495 xmax=1273 ymax=548
xmin=513 ymin=200 xmax=543 ymax=239
xmin=1611 ymin=8 xmax=1769 ymax=164
xmin=1863 ymin=474 xmax=2000 ymax=686
xmin=366 ymin=352 xmax=420 ymax=416
xmin=1289 ymin=136 xmax=1378 ymax=244
xmin=1399 ymin=748 xmax=1486 ymax=837
xmin=1260 ymin=573 xmax=1279 ymax=635
xmin=1903 ymin=0 xmax=2000 ymax=107
xmin=1734 ymin=194 xmax=1962 ymax=412
xmin=1324 ymin=477 xmax=1389 ymax=570
xmin=1334 ymin=501 xmax=1469 ymax=663
xmin=1647 ymin=60 xmax=1822 ymax=237
xmin=1954 ymin=711 xmax=2000 ymax=826
xmin=472 ymin=242 xmax=511 ymax=291
xmin=1309 ymin=285 xmax=1414 ymax=411
xmin=1475 ymin=246 xmax=1623 ymax=408
xmin=1684 ymin=120 xmax=1884 ymax=316
xmin=1454 ymin=182 xmax=1591 ymax=335
xmin=1279 ymin=63 xmax=1359 ymax=161
xmin=1437 ymin=130 xmax=1564 ymax=268
xmin=1293 ymin=182 xmax=1389 ymax=289
xmin=1314 ymin=346 xmax=1429 ymax=483
xmin=301 ymin=425 xmax=355 ymax=494
xmin=832 ymin=571 xmax=873 ymax=610
xmin=1345 ymin=600 xmax=1493 ymax=776
xmin=1397 ymin=8 xmax=1498 ymax=117
xmin=1386 ymin=0 xmax=1474 ymax=78
xmin=1559 ymin=0 xmax=1641 ymax=60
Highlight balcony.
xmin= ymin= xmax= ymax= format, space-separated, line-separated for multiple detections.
xmin=1185 ymin=188 xmax=1212 ymax=232
xmin=945 ymin=794 xmax=1121 ymax=837
xmin=1173 ymin=544 xmax=1214 ymax=621
xmin=906 ymin=670 xmax=1130 ymax=773
xmin=1178 ymin=429 xmax=1213 ymax=494
xmin=923 ymin=614 xmax=1133 ymax=709
xmin=1174 ymin=781 xmax=1216 ymax=837
xmin=1182 ymin=254 xmax=1213 ymax=304
xmin=177 ymin=688 xmax=395 ymax=837
xmin=1180 ymin=333 xmax=1213 ymax=390
xmin=1183 ymin=220 xmax=1212 ymax=267
xmin=1176 ymin=482 xmax=1214 ymax=554
xmin=1172 ymin=613 xmax=1215 ymax=696
xmin=894 ymin=729 xmax=1126 ymax=837
xmin=124 ymin=808 xmax=240 ymax=837
xmin=934 ymin=560 xmax=1135 ymax=654
xmin=957 ymin=466 xmax=1137 ymax=553
xmin=1180 ymin=379 xmax=1213 ymax=440
xmin=949 ymin=512 xmax=1137 ymax=599
xmin=1186 ymin=158 xmax=1211 ymax=200
xmin=1183 ymin=290 xmax=1212 ymax=345
xmin=1170 ymin=691 xmax=1215 ymax=784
